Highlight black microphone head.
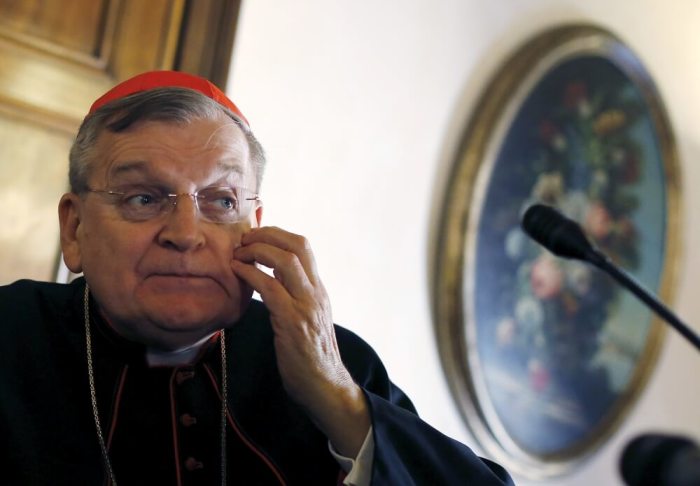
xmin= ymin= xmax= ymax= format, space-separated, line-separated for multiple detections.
xmin=521 ymin=204 xmax=596 ymax=261
xmin=620 ymin=433 xmax=700 ymax=486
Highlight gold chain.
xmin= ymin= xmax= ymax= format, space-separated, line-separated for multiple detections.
xmin=83 ymin=284 xmax=229 ymax=486
xmin=84 ymin=284 xmax=118 ymax=485
xmin=220 ymin=329 xmax=228 ymax=484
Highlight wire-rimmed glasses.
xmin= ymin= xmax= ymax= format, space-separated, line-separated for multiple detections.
xmin=86 ymin=185 xmax=260 ymax=224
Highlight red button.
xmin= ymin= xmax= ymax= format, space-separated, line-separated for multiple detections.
xmin=180 ymin=414 xmax=197 ymax=427
xmin=184 ymin=457 xmax=204 ymax=471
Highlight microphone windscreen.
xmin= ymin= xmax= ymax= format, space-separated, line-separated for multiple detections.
xmin=521 ymin=204 xmax=594 ymax=261
xmin=620 ymin=434 xmax=700 ymax=486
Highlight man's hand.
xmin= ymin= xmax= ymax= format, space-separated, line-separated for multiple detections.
xmin=231 ymin=227 xmax=370 ymax=458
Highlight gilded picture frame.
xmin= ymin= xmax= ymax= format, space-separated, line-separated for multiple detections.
xmin=433 ymin=24 xmax=681 ymax=478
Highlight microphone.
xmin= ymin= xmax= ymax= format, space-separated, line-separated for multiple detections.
xmin=620 ymin=433 xmax=700 ymax=486
xmin=520 ymin=203 xmax=606 ymax=265
xmin=521 ymin=204 xmax=700 ymax=352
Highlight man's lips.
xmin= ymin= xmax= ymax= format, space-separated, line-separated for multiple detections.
xmin=139 ymin=263 xmax=238 ymax=294
xmin=150 ymin=272 xmax=212 ymax=278
xmin=146 ymin=273 xmax=220 ymax=290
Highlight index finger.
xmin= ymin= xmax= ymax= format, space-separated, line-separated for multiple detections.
xmin=241 ymin=227 xmax=320 ymax=285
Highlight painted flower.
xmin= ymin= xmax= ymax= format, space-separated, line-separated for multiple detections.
xmin=610 ymin=147 xmax=641 ymax=183
xmin=496 ymin=317 xmax=516 ymax=347
xmin=532 ymin=172 xmax=564 ymax=205
xmin=584 ymin=201 xmax=613 ymax=240
xmin=593 ymin=109 xmax=627 ymax=135
xmin=614 ymin=217 xmax=637 ymax=240
xmin=621 ymin=154 xmax=641 ymax=183
xmin=564 ymin=82 xmax=587 ymax=108
xmin=563 ymin=81 xmax=591 ymax=118
xmin=539 ymin=120 xmax=558 ymax=140
xmin=505 ymin=227 xmax=527 ymax=260
xmin=515 ymin=296 xmax=544 ymax=330
xmin=560 ymin=191 xmax=589 ymax=222
xmin=589 ymin=169 xmax=609 ymax=199
xmin=538 ymin=120 xmax=567 ymax=151
xmin=565 ymin=261 xmax=592 ymax=296
xmin=530 ymin=253 xmax=564 ymax=299
xmin=528 ymin=358 xmax=551 ymax=392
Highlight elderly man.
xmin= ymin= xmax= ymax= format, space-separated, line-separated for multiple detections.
xmin=0 ymin=71 xmax=512 ymax=485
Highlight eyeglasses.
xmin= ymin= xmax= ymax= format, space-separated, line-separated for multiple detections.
xmin=86 ymin=185 xmax=260 ymax=224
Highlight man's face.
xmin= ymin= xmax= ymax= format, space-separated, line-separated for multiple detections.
xmin=60 ymin=114 xmax=262 ymax=350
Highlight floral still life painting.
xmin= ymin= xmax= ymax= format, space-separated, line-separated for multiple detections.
xmin=434 ymin=25 xmax=680 ymax=478
xmin=476 ymin=55 xmax=663 ymax=453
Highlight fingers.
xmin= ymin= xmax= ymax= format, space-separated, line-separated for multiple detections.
xmin=230 ymin=259 xmax=292 ymax=309
xmin=232 ymin=226 xmax=322 ymax=301
xmin=240 ymin=227 xmax=320 ymax=285
xmin=233 ymin=243 xmax=313 ymax=300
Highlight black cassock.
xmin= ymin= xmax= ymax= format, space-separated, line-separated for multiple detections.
xmin=0 ymin=278 xmax=513 ymax=485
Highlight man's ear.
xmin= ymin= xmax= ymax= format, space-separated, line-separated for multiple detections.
xmin=58 ymin=193 xmax=83 ymax=273
xmin=254 ymin=204 xmax=263 ymax=228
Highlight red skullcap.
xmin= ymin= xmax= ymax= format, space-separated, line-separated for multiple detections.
xmin=88 ymin=70 xmax=248 ymax=126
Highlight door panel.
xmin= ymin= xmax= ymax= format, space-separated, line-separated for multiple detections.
xmin=0 ymin=0 xmax=241 ymax=284
xmin=0 ymin=0 xmax=107 ymax=56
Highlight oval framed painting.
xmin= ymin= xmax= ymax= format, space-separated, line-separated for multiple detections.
xmin=433 ymin=24 xmax=681 ymax=478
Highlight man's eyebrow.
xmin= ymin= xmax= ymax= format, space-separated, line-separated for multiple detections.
xmin=108 ymin=161 xmax=150 ymax=178
xmin=108 ymin=160 xmax=248 ymax=179
xmin=216 ymin=159 xmax=246 ymax=175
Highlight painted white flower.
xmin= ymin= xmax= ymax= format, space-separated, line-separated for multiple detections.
xmin=565 ymin=261 xmax=593 ymax=296
xmin=515 ymin=296 xmax=544 ymax=330
xmin=560 ymin=191 xmax=590 ymax=222
xmin=552 ymin=134 xmax=567 ymax=152
xmin=530 ymin=253 xmax=564 ymax=300
xmin=505 ymin=227 xmax=526 ymax=260
xmin=578 ymin=100 xmax=593 ymax=118
xmin=531 ymin=172 xmax=564 ymax=204
xmin=496 ymin=317 xmax=516 ymax=346
xmin=590 ymin=169 xmax=609 ymax=197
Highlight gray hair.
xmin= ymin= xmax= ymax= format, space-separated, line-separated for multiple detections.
xmin=69 ymin=87 xmax=266 ymax=193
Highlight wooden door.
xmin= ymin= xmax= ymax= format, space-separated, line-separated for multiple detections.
xmin=0 ymin=0 xmax=241 ymax=284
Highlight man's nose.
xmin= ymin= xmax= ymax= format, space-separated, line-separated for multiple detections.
xmin=156 ymin=195 xmax=206 ymax=251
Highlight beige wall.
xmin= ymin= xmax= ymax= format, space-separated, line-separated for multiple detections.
xmin=228 ymin=1 xmax=700 ymax=484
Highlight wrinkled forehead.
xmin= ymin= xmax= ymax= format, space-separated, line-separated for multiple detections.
xmin=92 ymin=116 xmax=256 ymax=188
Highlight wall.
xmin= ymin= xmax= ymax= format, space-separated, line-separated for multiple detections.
xmin=228 ymin=1 xmax=700 ymax=484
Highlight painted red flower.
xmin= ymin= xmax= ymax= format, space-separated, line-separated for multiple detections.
xmin=564 ymin=82 xmax=587 ymax=108
xmin=539 ymin=120 xmax=558 ymax=141
xmin=584 ymin=202 xmax=613 ymax=240
xmin=528 ymin=359 xmax=550 ymax=392
xmin=615 ymin=218 xmax=637 ymax=240
xmin=621 ymin=154 xmax=641 ymax=183
xmin=531 ymin=254 xmax=564 ymax=300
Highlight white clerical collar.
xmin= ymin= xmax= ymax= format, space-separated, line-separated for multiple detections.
xmin=145 ymin=332 xmax=218 ymax=367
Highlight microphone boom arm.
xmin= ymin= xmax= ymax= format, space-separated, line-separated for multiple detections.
xmin=587 ymin=248 xmax=700 ymax=352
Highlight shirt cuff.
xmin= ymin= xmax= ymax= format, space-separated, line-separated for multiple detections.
xmin=328 ymin=426 xmax=374 ymax=486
